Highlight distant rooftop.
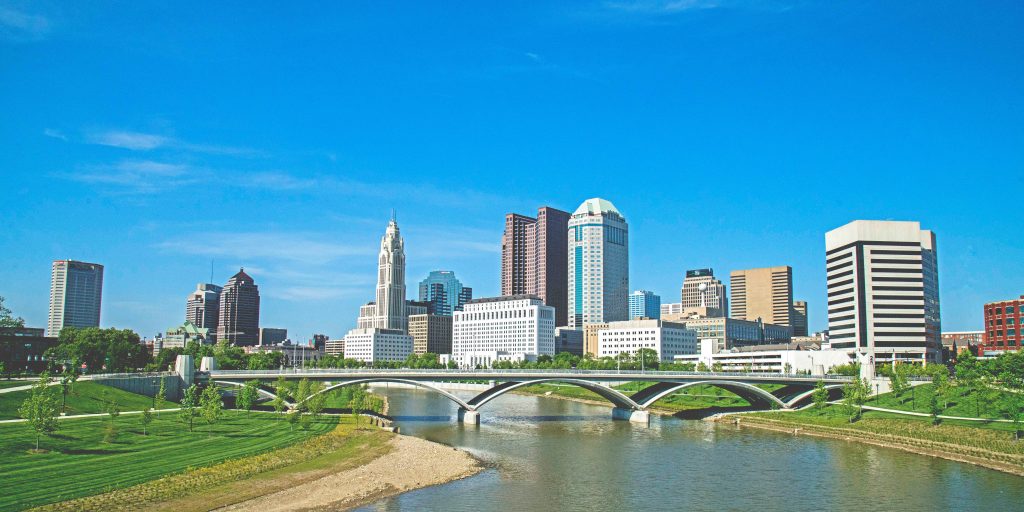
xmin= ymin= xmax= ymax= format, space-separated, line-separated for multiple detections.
xmin=467 ymin=294 xmax=541 ymax=304
xmin=573 ymin=197 xmax=621 ymax=217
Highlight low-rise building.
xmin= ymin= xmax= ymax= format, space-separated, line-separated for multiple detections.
xmin=246 ymin=342 xmax=322 ymax=367
xmin=597 ymin=319 xmax=697 ymax=362
xmin=324 ymin=338 xmax=345 ymax=356
xmin=451 ymin=294 xmax=555 ymax=368
xmin=660 ymin=313 xmax=791 ymax=353
xmin=342 ymin=328 xmax=413 ymax=363
xmin=555 ymin=327 xmax=584 ymax=356
xmin=583 ymin=322 xmax=608 ymax=357
xmin=157 ymin=320 xmax=212 ymax=355
xmin=675 ymin=340 xmax=853 ymax=375
xmin=408 ymin=313 xmax=453 ymax=355
xmin=0 ymin=327 xmax=58 ymax=374
xmin=982 ymin=295 xmax=1023 ymax=356
xmin=258 ymin=327 xmax=288 ymax=346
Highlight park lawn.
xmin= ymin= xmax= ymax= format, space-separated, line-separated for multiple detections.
xmin=0 ymin=381 xmax=178 ymax=420
xmin=0 ymin=410 xmax=338 ymax=511
xmin=518 ymin=381 xmax=754 ymax=412
xmin=866 ymin=383 xmax=1014 ymax=420
xmin=0 ymin=380 xmax=34 ymax=390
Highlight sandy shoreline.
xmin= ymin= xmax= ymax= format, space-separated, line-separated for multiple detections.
xmin=219 ymin=434 xmax=483 ymax=512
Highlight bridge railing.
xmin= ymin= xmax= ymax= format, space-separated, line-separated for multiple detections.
xmin=82 ymin=371 xmax=178 ymax=380
xmin=204 ymin=368 xmax=855 ymax=381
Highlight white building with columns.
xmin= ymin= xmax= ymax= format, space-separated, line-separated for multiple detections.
xmin=451 ymin=295 xmax=555 ymax=368
xmin=597 ymin=319 xmax=698 ymax=362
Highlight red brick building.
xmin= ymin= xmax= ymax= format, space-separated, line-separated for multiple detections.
xmin=983 ymin=295 xmax=1024 ymax=356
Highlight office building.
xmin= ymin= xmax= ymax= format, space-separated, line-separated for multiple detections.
xmin=583 ymin=322 xmax=609 ymax=357
xmin=324 ymin=338 xmax=345 ymax=356
xmin=451 ymin=295 xmax=556 ymax=368
xmin=983 ymin=295 xmax=1024 ymax=356
xmin=942 ymin=331 xmax=982 ymax=361
xmin=259 ymin=327 xmax=288 ymax=346
xmin=409 ymin=313 xmax=453 ymax=355
xmin=246 ymin=342 xmax=322 ymax=367
xmin=596 ymin=319 xmax=698 ymax=362
xmin=337 ymin=328 xmax=412 ymax=363
xmin=47 ymin=260 xmax=104 ymax=336
xmin=217 ymin=268 xmax=261 ymax=346
xmin=568 ymin=198 xmax=629 ymax=328
xmin=374 ymin=216 xmax=407 ymax=331
xmin=825 ymin=220 xmax=941 ymax=363
xmin=157 ymin=320 xmax=211 ymax=355
xmin=501 ymin=206 xmax=571 ymax=326
xmin=680 ymin=269 xmax=726 ymax=317
xmin=185 ymin=283 xmax=222 ymax=337
xmin=0 ymin=327 xmax=58 ymax=374
xmin=730 ymin=266 xmax=793 ymax=327
xmin=418 ymin=270 xmax=472 ymax=316
xmin=555 ymin=327 xmax=584 ymax=356
xmin=629 ymin=290 xmax=661 ymax=319
xmin=792 ymin=300 xmax=808 ymax=337
xmin=312 ymin=333 xmax=329 ymax=352
xmin=676 ymin=340 xmax=853 ymax=375
xmin=661 ymin=312 xmax=792 ymax=353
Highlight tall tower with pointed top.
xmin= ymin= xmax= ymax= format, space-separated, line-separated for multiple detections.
xmin=375 ymin=217 xmax=407 ymax=331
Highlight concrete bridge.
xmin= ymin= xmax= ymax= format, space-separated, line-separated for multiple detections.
xmin=201 ymin=368 xmax=857 ymax=424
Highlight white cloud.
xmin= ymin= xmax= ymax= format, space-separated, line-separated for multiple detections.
xmin=87 ymin=130 xmax=170 ymax=150
xmin=66 ymin=159 xmax=194 ymax=193
xmin=603 ymin=0 xmax=718 ymax=12
xmin=43 ymin=128 xmax=67 ymax=141
xmin=157 ymin=231 xmax=376 ymax=264
xmin=0 ymin=6 xmax=50 ymax=42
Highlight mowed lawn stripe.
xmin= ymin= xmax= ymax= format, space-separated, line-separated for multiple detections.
xmin=0 ymin=412 xmax=336 ymax=511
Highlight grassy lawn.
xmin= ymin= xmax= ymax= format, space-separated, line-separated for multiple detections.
xmin=0 ymin=380 xmax=34 ymax=390
xmin=0 ymin=410 xmax=339 ymax=511
xmin=866 ymin=383 xmax=1014 ymax=420
xmin=518 ymin=381 xmax=754 ymax=412
xmin=0 ymin=381 xmax=179 ymax=420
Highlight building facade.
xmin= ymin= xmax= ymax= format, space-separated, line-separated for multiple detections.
xmin=583 ymin=322 xmax=609 ymax=357
xmin=661 ymin=313 xmax=793 ymax=353
xmin=408 ymin=313 xmax=453 ymax=355
xmin=501 ymin=206 xmax=571 ymax=326
xmin=451 ymin=295 xmax=556 ymax=367
xmin=679 ymin=269 xmax=726 ymax=317
xmin=340 ymin=328 xmax=413 ymax=363
xmin=217 ymin=268 xmax=261 ymax=346
xmin=597 ymin=319 xmax=697 ymax=362
xmin=324 ymin=338 xmax=345 ymax=356
xmin=186 ymin=283 xmax=222 ymax=336
xmin=730 ymin=266 xmax=793 ymax=327
xmin=418 ymin=270 xmax=472 ymax=316
xmin=158 ymin=320 xmax=211 ymax=355
xmin=629 ymin=290 xmax=661 ymax=320
xmin=825 ymin=220 xmax=941 ymax=364
xmin=568 ymin=198 xmax=629 ymax=328
xmin=259 ymin=327 xmax=288 ymax=346
xmin=555 ymin=327 xmax=584 ymax=356
xmin=48 ymin=260 xmax=104 ymax=336
xmin=374 ymin=217 xmax=407 ymax=331
xmin=792 ymin=300 xmax=809 ymax=337
xmin=676 ymin=340 xmax=853 ymax=375
xmin=982 ymin=296 xmax=1024 ymax=356
xmin=0 ymin=327 xmax=58 ymax=374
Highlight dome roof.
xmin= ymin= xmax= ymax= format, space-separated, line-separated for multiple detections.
xmin=573 ymin=197 xmax=621 ymax=216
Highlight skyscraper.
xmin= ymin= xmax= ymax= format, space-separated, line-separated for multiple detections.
xmin=217 ymin=268 xmax=261 ymax=346
xmin=730 ymin=266 xmax=793 ymax=327
xmin=629 ymin=290 xmax=661 ymax=319
xmin=48 ymin=260 xmax=104 ymax=336
xmin=568 ymin=198 xmax=629 ymax=328
xmin=418 ymin=270 xmax=472 ymax=316
xmin=501 ymin=206 xmax=571 ymax=326
xmin=825 ymin=220 xmax=941 ymax=364
xmin=680 ymin=269 xmax=727 ymax=317
xmin=186 ymin=283 xmax=222 ymax=335
xmin=374 ymin=216 xmax=407 ymax=331
xmin=792 ymin=300 xmax=808 ymax=337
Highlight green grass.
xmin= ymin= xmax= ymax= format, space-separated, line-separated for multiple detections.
xmin=0 ymin=410 xmax=339 ymax=511
xmin=0 ymin=380 xmax=34 ymax=390
xmin=866 ymin=383 xmax=1016 ymax=420
xmin=0 ymin=381 xmax=178 ymax=420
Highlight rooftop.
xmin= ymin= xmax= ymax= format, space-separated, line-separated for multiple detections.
xmin=572 ymin=197 xmax=621 ymax=217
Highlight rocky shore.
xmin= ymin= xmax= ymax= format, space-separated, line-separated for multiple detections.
xmin=220 ymin=434 xmax=483 ymax=512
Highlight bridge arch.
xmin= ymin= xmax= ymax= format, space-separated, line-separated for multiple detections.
xmin=466 ymin=379 xmax=642 ymax=411
xmin=296 ymin=378 xmax=473 ymax=411
xmin=630 ymin=380 xmax=788 ymax=409
xmin=785 ymin=384 xmax=844 ymax=409
xmin=211 ymin=380 xmax=290 ymax=406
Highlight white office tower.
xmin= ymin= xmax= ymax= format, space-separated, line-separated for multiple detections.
xmin=825 ymin=220 xmax=941 ymax=364
xmin=451 ymin=295 xmax=556 ymax=368
xmin=567 ymin=198 xmax=629 ymax=328
xmin=374 ymin=216 xmax=407 ymax=331
xmin=597 ymin=319 xmax=697 ymax=361
xmin=48 ymin=260 xmax=104 ymax=336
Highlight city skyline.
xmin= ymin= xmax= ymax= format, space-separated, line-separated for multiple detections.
xmin=2 ymin=2 xmax=1021 ymax=339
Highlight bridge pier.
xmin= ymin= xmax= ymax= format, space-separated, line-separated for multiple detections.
xmin=612 ymin=407 xmax=650 ymax=425
xmin=458 ymin=408 xmax=480 ymax=425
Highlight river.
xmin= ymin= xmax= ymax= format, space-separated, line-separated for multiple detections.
xmin=356 ymin=386 xmax=1024 ymax=511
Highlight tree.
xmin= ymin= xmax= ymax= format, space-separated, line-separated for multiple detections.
xmin=636 ymin=348 xmax=659 ymax=370
xmin=842 ymin=378 xmax=870 ymax=422
xmin=929 ymin=391 xmax=942 ymax=426
xmin=287 ymin=409 xmax=301 ymax=431
xmin=812 ymin=380 xmax=829 ymax=411
xmin=140 ymin=408 xmax=153 ymax=435
xmin=200 ymin=385 xmax=223 ymax=428
xmin=294 ymin=378 xmax=312 ymax=413
xmin=237 ymin=380 xmax=260 ymax=416
xmin=783 ymin=362 xmax=793 ymax=375
xmin=103 ymin=399 xmax=120 ymax=443
xmin=19 ymin=373 xmax=59 ymax=451
xmin=179 ymin=384 xmax=199 ymax=433
xmin=49 ymin=327 xmax=150 ymax=373
xmin=0 ymin=296 xmax=26 ymax=328
xmin=696 ymin=362 xmax=709 ymax=373
xmin=889 ymin=366 xmax=910 ymax=401
xmin=154 ymin=378 xmax=166 ymax=417
xmin=932 ymin=371 xmax=951 ymax=410
xmin=306 ymin=382 xmax=326 ymax=421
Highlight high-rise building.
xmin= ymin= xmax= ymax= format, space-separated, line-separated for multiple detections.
xmin=792 ymin=300 xmax=808 ymax=337
xmin=825 ymin=220 xmax=941 ymax=364
xmin=217 ymin=268 xmax=261 ymax=346
xmin=312 ymin=333 xmax=329 ymax=352
xmin=48 ymin=260 xmax=104 ymax=336
xmin=451 ymin=295 xmax=556 ymax=368
xmin=259 ymin=327 xmax=288 ymax=345
xmin=730 ymin=266 xmax=793 ymax=327
xmin=982 ymin=295 xmax=1023 ymax=356
xmin=374 ymin=216 xmax=407 ymax=331
xmin=568 ymin=198 xmax=629 ymax=328
xmin=629 ymin=290 xmax=661 ymax=319
xmin=680 ymin=269 xmax=727 ymax=317
xmin=555 ymin=327 xmax=584 ymax=356
xmin=408 ymin=313 xmax=453 ymax=355
xmin=501 ymin=206 xmax=571 ymax=326
xmin=418 ymin=270 xmax=472 ymax=316
xmin=186 ymin=283 xmax=222 ymax=336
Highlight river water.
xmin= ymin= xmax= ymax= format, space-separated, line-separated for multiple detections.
xmin=356 ymin=387 xmax=1024 ymax=511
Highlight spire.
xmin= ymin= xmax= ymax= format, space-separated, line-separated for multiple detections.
xmin=391 ymin=208 xmax=396 ymax=223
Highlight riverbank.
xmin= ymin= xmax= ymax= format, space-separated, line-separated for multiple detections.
xmin=220 ymin=433 xmax=481 ymax=511
xmin=727 ymin=411 xmax=1024 ymax=477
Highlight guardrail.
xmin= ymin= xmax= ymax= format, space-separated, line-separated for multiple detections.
xmin=204 ymin=368 xmax=855 ymax=381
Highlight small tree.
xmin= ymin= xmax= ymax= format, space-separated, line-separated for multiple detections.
xmin=104 ymin=399 xmax=120 ymax=443
xmin=140 ymin=408 xmax=153 ymax=435
xmin=237 ymin=380 xmax=259 ymax=417
xmin=154 ymin=378 xmax=166 ymax=417
xmin=929 ymin=391 xmax=942 ymax=426
xmin=889 ymin=366 xmax=909 ymax=401
xmin=200 ymin=385 xmax=223 ymax=428
xmin=932 ymin=371 xmax=951 ymax=410
xmin=812 ymin=380 xmax=829 ymax=411
xmin=306 ymin=381 xmax=326 ymax=421
xmin=783 ymin=362 xmax=793 ymax=375
xmin=59 ymin=359 xmax=79 ymax=415
xmin=19 ymin=374 xmax=59 ymax=451
xmin=842 ymin=378 xmax=870 ymax=422
xmin=287 ymin=409 xmax=301 ymax=431
xmin=696 ymin=362 xmax=709 ymax=373
xmin=179 ymin=384 xmax=199 ymax=433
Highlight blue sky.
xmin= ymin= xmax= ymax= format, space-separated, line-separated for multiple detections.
xmin=1 ymin=1 xmax=1021 ymax=340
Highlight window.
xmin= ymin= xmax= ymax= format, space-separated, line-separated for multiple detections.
xmin=1009 ymin=306 xmax=1017 ymax=314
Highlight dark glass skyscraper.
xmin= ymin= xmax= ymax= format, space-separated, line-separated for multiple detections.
xmin=418 ymin=270 xmax=471 ymax=316
xmin=501 ymin=206 xmax=571 ymax=326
